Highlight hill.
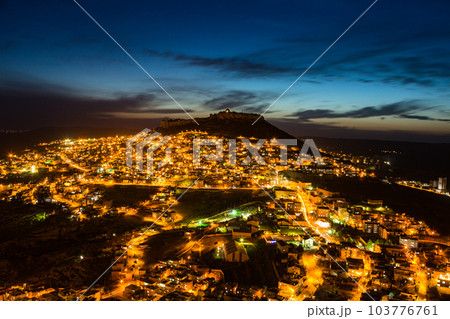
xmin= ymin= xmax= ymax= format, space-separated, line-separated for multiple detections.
xmin=156 ymin=109 xmax=295 ymax=139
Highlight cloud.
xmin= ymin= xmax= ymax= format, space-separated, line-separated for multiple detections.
xmin=274 ymin=28 xmax=450 ymax=88
xmin=0 ymin=79 xmax=193 ymax=129
xmin=400 ymin=114 xmax=450 ymax=122
xmin=344 ymin=102 xmax=420 ymax=119
xmin=307 ymin=46 xmax=450 ymax=87
xmin=201 ymin=90 xmax=273 ymax=113
xmin=143 ymin=41 xmax=450 ymax=88
xmin=144 ymin=50 xmax=292 ymax=77
xmin=270 ymin=118 xmax=450 ymax=143
xmin=291 ymin=101 xmax=447 ymax=122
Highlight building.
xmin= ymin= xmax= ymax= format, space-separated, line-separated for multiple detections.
xmin=368 ymin=199 xmax=383 ymax=206
xmin=224 ymin=241 xmax=249 ymax=262
xmin=364 ymin=222 xmax=380 ymax=235
xmin=399 ymin=236 xmax=418 ymax=249
xmin=340 ymin=242 xmax=362 ymax=259
xmin=317 ymin=206 xmax=330 ymax=218
xmin=436 ymin=272 xmax=450 ymax=295
xmin=278 ymin=281 xmax=295 ymax=299
xmin=352 ymin=210 xmax=363 ymax=229
xmin=431 ymin=177 xmax=447 ymax=191
xmin=286 ymin=201 xmax=302 ymax=213
xmin=274 ymin=189 xmax=296 ymax=200
xmin=246 ymin=218 xmax=259 ymax=232
xmin=379 ymin=225 xmax=402 ymax=240
xmin=231 ymin=226 xmax=253 ymax=239
xmin=347 ymin=258 xmax=365 ymax=278
xmin=438 ymin=177 xmax=447 ymax=191
xmin=393 ymin=267 xmax=413 ymax=282
xmin=317 ymin=188 xmax=338 ymax=198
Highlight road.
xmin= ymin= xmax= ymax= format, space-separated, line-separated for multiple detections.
xmin=288 ymin=249 xmax=322 ymax=301
xmin=404 ymin=249 xmax=428 ymax=300
xmin=296 ymin=190 xmax=334 ymax=244
xmin=100 ymin=229 xmax=160 ymax=300
xmin=395 ymin=181 xmax=449 ymax=197
xmin=60 ymin=153 xmax=89 ymax=172
xmin=349 ymin=254 xmax=372 ymax=301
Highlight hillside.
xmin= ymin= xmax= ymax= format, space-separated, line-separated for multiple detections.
xmin=156 ymin=109 xmax=295 ymax=139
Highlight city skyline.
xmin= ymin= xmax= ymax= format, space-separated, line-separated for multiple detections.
xmin=0 ymin=0 xmax=449 ymax=142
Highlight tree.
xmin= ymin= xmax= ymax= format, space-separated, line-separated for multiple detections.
xmin=366 ymin=239 xmax=374 ymax=251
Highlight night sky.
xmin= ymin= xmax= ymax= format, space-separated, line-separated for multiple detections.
xmin=1 ymin=0 xmax=449 ymax=142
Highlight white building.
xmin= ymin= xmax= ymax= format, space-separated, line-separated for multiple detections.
xmin=399 ymin=236 xmax=418 ymax=249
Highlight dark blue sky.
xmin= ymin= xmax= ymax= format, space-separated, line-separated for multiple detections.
xmin=1 ymin=0 xmax=449 ymax=141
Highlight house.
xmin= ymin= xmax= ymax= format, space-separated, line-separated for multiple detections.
xmin=274 ymin=189 xmax=296 ymax=200
xmin=347 ymin=258 xmax=365 ymax=278
xmin=340 ymin=242 xmax=361 ymax=259
xmin=364 ymin=222 xmax=380 ymax=235
xmin=278 ymin=281 xmax=295 ymax=298
xmin=393 ymin=267 xmax=413 ymax=281
xmin=286 ymin=201 xmax=302 ymax=213
xmin=317 ymin=206 xmax=330 ymax=218
xmin=372 ymin=278 xmax=391 ymax=290
xmin=246 ymin=218 xmax=259 ymax=233
xmin=224 ymin=241 xmax=249 ymax=262
xmin=179 ymin=279 xmax=194 ymax=291
xmin=436 ymin=272 xmax=450 ymax=295
xmin=399 ymin=236 xmax=418 ymax=249
xmin=383 ymin=245 xmax=405 ymax=258
xmin=277 ymin=219 xmax=291 ymax=227
xmin=302 ymin=237 xmax=315 ymax=249
xmin=232 ymin=226 xmax=253 ymax=239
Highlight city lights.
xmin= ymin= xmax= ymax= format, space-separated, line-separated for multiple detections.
xmin=0 ymin=122 xmax=447 ymax=302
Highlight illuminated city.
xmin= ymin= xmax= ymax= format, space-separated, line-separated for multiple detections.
xmin=0 ymin=1 xmax=449 ymax=315
xmin=0 ymin=110 xmax=449 ymax=301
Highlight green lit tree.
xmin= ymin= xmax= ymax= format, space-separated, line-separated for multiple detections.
xmin=366 ymin=239 xmax=374 ymax=251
